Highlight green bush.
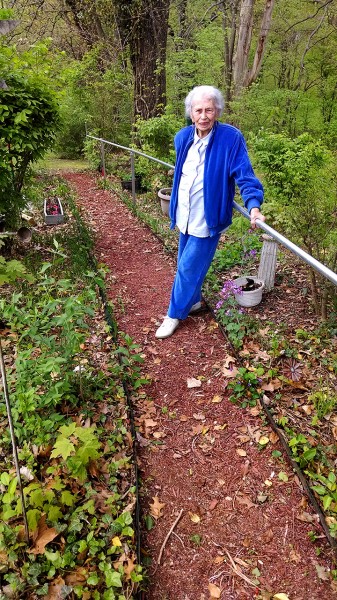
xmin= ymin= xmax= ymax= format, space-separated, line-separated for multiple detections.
xmin=0 ymin=73 xmax=60 ymax=226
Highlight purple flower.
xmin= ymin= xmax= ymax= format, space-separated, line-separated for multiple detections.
xmin=215 ymin=300 xmax=224 ymax=310
xmin=249 ymin=249 xmax=257 ymax=257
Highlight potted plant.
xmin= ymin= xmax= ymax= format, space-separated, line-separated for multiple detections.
xmin=234 ymin=276 xmax=264 ymax=307
xmin=158 ymin=188 xmax=171 ymax=216
xmin=44 ymin=197 xmax=64 ymax=225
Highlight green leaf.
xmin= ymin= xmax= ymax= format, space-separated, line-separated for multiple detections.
xmin=61 ymin=490 xmax=76 ymax=507
xmin=144 ymin=514 xmax=154 ymax=531
xmin=50 ymin=438 xmax=75 ymax=460
xmin=278 ymin=471 xmax=288 ymax=482
xmin=323 ymin=495 xmax=333 ymax=511
xmin=87 ymin=572 xmax=99 ymax=586
xmin=312 ymin=485 xmax=326 ymax=496
xmin=105 ymin=570 xmax=122 ymax=588
xmin=0 ymin=472 xmax=10 ymax=486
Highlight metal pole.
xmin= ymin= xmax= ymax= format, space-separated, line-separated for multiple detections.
xmin=130 ymin=152 xmax=136 ymax=203
xmin=100 ymin=140 xmax=106 ymax=179
xmin=233 ymin=201 xmax=337 ymax=287
xmin=0 ymin=340 xmax=29 ymax=543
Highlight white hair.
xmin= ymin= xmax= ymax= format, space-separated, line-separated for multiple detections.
xmin=184 ymin=85 xmax=224 ymax=118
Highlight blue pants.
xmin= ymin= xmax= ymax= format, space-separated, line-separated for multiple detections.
xmin=167 ymin=232 xmax=220 ymax=320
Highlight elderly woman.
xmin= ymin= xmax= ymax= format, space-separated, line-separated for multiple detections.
xmin=156 ymin=85 xmax=265 ymax=339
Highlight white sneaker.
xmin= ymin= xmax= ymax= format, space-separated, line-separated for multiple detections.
xmin=189 ymin=301 xmax=202 ymax=313
xmin=155 ymin=316 xmax=179 ymax=339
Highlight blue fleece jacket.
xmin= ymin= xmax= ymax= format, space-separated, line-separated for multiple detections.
xmin=169 ymin=121 xmax=264 ymax=237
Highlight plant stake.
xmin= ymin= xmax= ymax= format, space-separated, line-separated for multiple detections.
xmin=0 ymin=340 xmax=29 ymax=543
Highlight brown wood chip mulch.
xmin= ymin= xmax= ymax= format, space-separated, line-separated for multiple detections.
xmin=64 ymin=172 xmax=337 ymax=600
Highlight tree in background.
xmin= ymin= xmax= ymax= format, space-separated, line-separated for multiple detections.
xmin=0 ymin=32 xmax=60 ymax=226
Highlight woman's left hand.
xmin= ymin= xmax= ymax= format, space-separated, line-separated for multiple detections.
xmin=250 ymin=208 xmax=265 ymax=229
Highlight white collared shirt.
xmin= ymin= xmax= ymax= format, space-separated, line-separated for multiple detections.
xmin=176 ymin=129 xmax=212 ymax=237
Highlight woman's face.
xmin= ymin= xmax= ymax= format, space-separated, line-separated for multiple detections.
xmin=190 ymin=95 xmax=217 ymax=138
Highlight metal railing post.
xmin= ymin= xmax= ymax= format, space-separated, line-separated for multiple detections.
xmin=130 ymin=151 xmax=136 ymax=203
xmin=100 ymin=140 xmax=106 ymax=179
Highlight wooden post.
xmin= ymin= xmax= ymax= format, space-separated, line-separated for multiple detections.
xmin=130 ymin=152 xmax=136 ymax=203
xmin=258 ymin=234 xmax=278 ymax=291
xmin=100 ymin=141 xmax=106 ymax=178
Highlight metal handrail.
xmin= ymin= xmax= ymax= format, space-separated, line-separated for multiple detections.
xmin=87 ymin=134 xmax=337 ymax=287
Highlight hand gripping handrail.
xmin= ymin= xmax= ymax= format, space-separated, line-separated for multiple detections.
xmin=87 ymin=134 xmax=337 ymax=288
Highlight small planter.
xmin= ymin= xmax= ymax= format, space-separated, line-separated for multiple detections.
xmin=158 ymin=188 xmax=171 ymax=216
xmin=234 ymin=276 xmax=264 ymax=307
xmin=44 ymin=197 xmax=64 ymax=225
xmin=121 ymin=176 xmax=142 ymax=192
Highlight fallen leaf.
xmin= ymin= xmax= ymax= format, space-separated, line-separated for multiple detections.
xmin=223 ymin=355 xmax=237 ymax=367
xmin=187 ymin=377 xmax=202 ymax=388
xmin=208 ymin=582 xmax=221 ymax=599
xmin=29 ymin=515 xmax=58 ymax=555
xmin=258 ymin=436 xmax=270 ymax=446
xmin=296 ymin=511 xmax=317 ymax=523
xmin=314 ymin=562 xmax=330 ymax=581
xmin=214 ymin=423 xmax=227 ymax=431
xmin=289 ymin=548 xmax=301 ymax=563
xmin=208 ymin=499 xmax=218 ymax=511
xmin=238 ymin=435 xmax=250 ymax=443
xmin=250 ymin=406 xmax=260 ymax=416
xmin=64 ymin=567 xmax=87 ymax=586
xmin=222 ymin=365 xmax=239 ymax=378
xmin=269 ymin=431 xmax=279 ymax=444
xmin=112 ymin=536 xmax=122 ymax=547
xmin=211 ymin=394 xmax=223 ymax=403
xmin=273 ymin=595 xmax=290 ymax=600
xmin=241 ymin=459 xmax=250 ymax=477
xmin=153 ymin=431 xmax=166 ymax=439
xmin=144 ymin=419 xmax=157 ymax=428
xmin=236 ymin=494 xmax=256 ymax=509
xmin=193 ymin=413 xmax=206 ymax=420
xmin=213 ymin=555 xmax=225 ymax=564
xmin=189 ymin=512 xmax=201 ymax=523
xmin=43 ymin=575 xmax=66 ymax=599
xmin=149 ymin=496 xmax=165 ymax=520
xmin=236 ymin=448 xmax=247 ymax=457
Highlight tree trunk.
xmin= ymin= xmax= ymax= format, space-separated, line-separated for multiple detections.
xmin=130 ymin=0 xmax=170 ymax=120
xmin=231 ymin=0 xmax=275 ymax=97
xmin=232 ymin=0 xmax=254 ymax=96
xmin=244 ymin=0 xmax=275 ymax=87
xmin=222 ymin=0 xmax=240 ymax=105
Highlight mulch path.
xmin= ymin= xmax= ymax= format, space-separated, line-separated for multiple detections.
xmin=64 ymin=172 xmax=336 ymax=600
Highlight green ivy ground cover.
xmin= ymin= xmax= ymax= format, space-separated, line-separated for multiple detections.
xmin=0 ymin=177 xmax=144 ymax=599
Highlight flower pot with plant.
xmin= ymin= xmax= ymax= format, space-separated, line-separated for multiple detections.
xmin=234 ymin=276 xmax=264 ymax=307
xmin=44 ymin=197 xmax=64 ymax=225
xmin=158 ymin=188 xmax=171 ymax=216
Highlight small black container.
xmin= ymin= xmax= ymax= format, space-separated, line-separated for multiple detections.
xmin=121 ymin=176 xmax=142 ymax=192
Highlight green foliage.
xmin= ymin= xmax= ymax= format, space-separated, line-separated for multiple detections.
xmin=134 ymin=106 xmax=181 ymax=162
xmin=0 ymin=189 xmax=143 ymax=595
xmin=251 ymin=130 xmax=337 ymax=315
xmin=0 ymin=72 xmax=60 ymax=226
xmin=0 ymin=254 xmax=31 ymax=285
xmin=228 ymin=366 xmax=264 ymax=408
xmin=55 ymin=49 xmax=133 ymax=158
